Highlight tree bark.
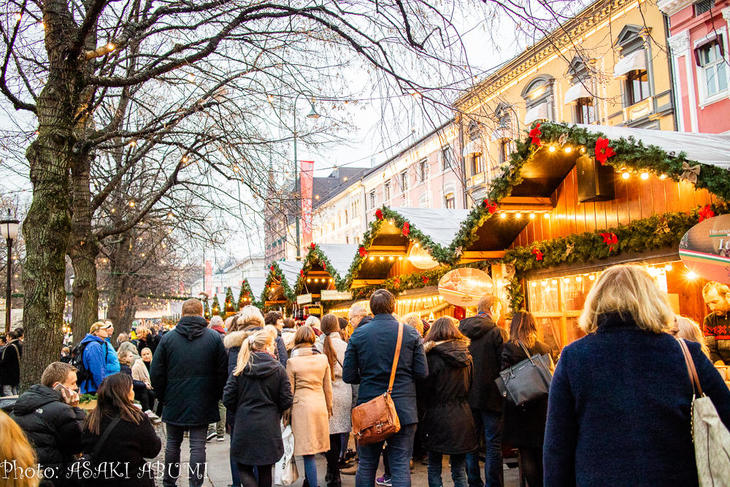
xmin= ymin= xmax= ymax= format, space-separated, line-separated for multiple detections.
xmin=106 ymin=234 xmax=133 ymax=336
xmin=69 ymin=239 xmax=99 ymax=344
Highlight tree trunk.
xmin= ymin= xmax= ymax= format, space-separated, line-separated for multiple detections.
xmin=70 ymin=240 xmax=99 ymax=344
xmin=107 ymin=234 xmax=133 ymax=336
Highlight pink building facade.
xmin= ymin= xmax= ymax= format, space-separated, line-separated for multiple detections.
xmin=661 ymin=0 xmax=730 ymax=133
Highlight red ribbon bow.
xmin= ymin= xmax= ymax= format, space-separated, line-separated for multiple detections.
xmin=600 ymin=232 xmax=619 ymax=252
xmin=402 ymin=222 xmax=410 ymax=237
xmin=528 ymin=123 xmax=542 ymax=147
xmin=300 ymin=270 xmax=304 ymax=277
xmin=531 ymin=248 xmax=543 ymax=261
xmin=595 ymin=137 xmax=616 ymax=165
xmin=375 ymin=209 xmax=384 ymax=220
xmin=482 ymin=199 xmax=498 ymax=214
xmin=358 ymin=246 xmax=367 ymax=257
xmin=699 ymin=204 xmax=715 ymax=222
xmin=422 ymin=275 xmax=430 ymax=284
xmin=270 ymin=265 xmax=274 ymax=272
xmin=322 ymin=262 xmax=327 ymax=271
xmin=310 ymin=242 xmax=316 ymax=250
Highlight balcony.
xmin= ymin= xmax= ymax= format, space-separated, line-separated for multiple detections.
xmin=467 ymin=172 xmax=485 ymax=189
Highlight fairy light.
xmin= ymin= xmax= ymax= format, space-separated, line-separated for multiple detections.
xmin=659 ymin=174 xmax=667 ymax=180
xmin=622 ymin=172 xmax=630 ymax=180
xmin=106 ymin=42 xmax=116 ymax=51
xmin=564 ymin=146 xmax=572 ymax=154
xmin=686 ymin=270 xmax=698 ymax=281
xmin=640 ymin=172 xmax=649 ymax=180
xmin=529 ymin=213 xmax=536 ymax=219
xmin=14 ymin=13 xmax=22 ymax=22
xmin=664 ymin=264 xmax=673 ymax=272
xmin=499 ymin=213 xmax=507 ymax=220
xmin=388 ymin=256 xmax=394 ymax=262
xmin=588 ymin=274 xmax=596 ymax=281
xmin=544 ymin=213 xmax=550 ymax=219
xmin=515 ymin=213 xmax=522 ymax=219
xmin=548 ymin=145 xmax=556 ymax=153
xmin=128 ymin=200 xmax=135 ymax=208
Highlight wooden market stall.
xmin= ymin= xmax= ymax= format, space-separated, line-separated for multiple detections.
xmin=295 ymin=243 xmax=357 ymax=314
xmin=261 ymin=260 xmax=303 ymax=311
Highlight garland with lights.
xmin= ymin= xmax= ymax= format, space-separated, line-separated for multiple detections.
xmin=260 ymin=261 xmax=297 ymax=304
xmin=295 ymin=243 xmax=346 ymax=294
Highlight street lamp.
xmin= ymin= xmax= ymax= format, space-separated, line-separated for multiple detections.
xmin=0 ymin=209 xmax=20 ymax=333
xmin=292 ymin=93 xmax=320 ymax=260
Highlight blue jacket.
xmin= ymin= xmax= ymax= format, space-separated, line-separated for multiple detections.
xmin=544 ymin=312 xmax=730 ymax=486
xmin=343 ymin=313 xmax=428 ymax=425
xmin=104 ymin=338 xmax=121 ymax=376
xmin=79 ymin=334 xmax=107 ymax=394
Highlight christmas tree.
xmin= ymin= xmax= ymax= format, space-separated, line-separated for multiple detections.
xmin=211 ymin=295 xmax=221 ymax=317
xmin=238 ymin=280 xmax=252 ymax=309
xmin=224 ymin=287 xmax=236 ymax=317
xmin=203 ymin=298 xmax=211 ymax=320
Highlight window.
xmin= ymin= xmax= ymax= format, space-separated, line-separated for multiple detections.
xmin=695 ymin=0 xmax=715 ymax=16
xmin=522 ymin=75 xmax=555 ymax=124
xmin=384 ymin=180 xmax=391 ymax=200
xmin=418 ymin=159 xmax=428 ymax=182
xmin=444 ymin=193 xmax=456 ymax=209
xmin=626 ymin=70 xmax=650 ymax=105
xmin=697 ymin=38 xmax=727 ymax=99
xmin=344 ymin=210 xmax=349 ymax=224
xmin=575 ymin=98 xmax=596 ymax=124
xmin=369 ymin=191 xmax=376 ymax=209
xmin=498 ymin=139 xmax=511 ymax=165
xmin=346 ymin=236 xmax=349 ymax=244
xmin=441 ymin=146 xmax=453 ymax=172
xmin=471 ymin=154 xmax=484 ymax=176
xmin=400 ymin=170 xmax=408 ymax=192
xmin=418 ymin=194 xmax=429 ymax=208
xmin=468 ymin=121 xmax=480 ymax=142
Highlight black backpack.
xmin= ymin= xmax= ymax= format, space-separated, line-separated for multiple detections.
xmin=70 ymin=341 xmax=93 ymax=383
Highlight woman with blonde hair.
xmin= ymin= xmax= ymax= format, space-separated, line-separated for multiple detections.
xmin=287 ymin=325 xmax=333 ymax=487
xmin=544 ymin=264 xmax=730 ymax=486
xmin=223 ymin=325 xmax=292 ymax=487
xmin=672 ymin=315 xmax=711 ymax=358
xmin=0 ymin=410 xmax=39 ymax=487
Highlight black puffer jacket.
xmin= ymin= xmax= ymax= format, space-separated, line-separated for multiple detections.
xmin=223 ymin=351 xmax=293 ymax=465
xmin=150 ymin=316 xmax=228 ymax=426
xmin=11 ymin=385 xmax=85 ymax=469
xmin=459 ymin=315 xmax=505 ymax=413
xmin=1 ymin=339 xmax=22 ymax=386
xmin=419 ymin=340 xmax=478 ymax=454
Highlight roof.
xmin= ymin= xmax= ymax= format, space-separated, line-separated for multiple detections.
xmin=393 ymin=208 xmax=471 ymax=248
xmin=316 ymin=244 xmax=358 ymax=278
xmin=312 ymin=167 xmax=369 ymax=209
xmin=246 ymin=277 xmax=267 ymax=300
xmin=277 ymin=260 xmax=304 ymax=288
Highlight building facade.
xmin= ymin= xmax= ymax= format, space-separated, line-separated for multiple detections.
xmin=455 ymin=0 xmax=676 ymax=204
xmin=661 ymin=0 xmax=730 ymax=133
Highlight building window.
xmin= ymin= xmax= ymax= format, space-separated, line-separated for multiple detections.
xmin=441 ymin=146 xmax=453 ymax=172
xmin=369 ymin=191 xmax=376 ymax=209
xmin=418 ymin=159 xmax=428 ymax=182
xmin=400 ymin=170 xmax=408 ymax=192
xmin=626 ymin=70 xmax=650 ymax=105
xmin=697 ymin=37 xmax=727 ymax=99
xmin=345 ymin=209 xmax=349 ymax=224
xmin=694 ymin=0 xmax=715 ymax=16
xmin=471 ymin=154 xmax=484 ymax=176
xmin=418 ymin=194 xmax=429 ymax=208
xmin=498 ymin=139 xmax=511 ymax=165
xmin=575 ymin=98 xmax=596 ymax=124
xmin=384 ymin=180 xmax=391 ymax=200
xmin=468 ymin=121 xmax=480 ymax=142
xmin=522 ymin=75 xmax=554 ymax=124
xmin=444 ymin=193 xmax=456 ymax=209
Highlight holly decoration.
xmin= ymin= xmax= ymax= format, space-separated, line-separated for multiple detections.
xmin=310 ymin=242 xmax=316 ymax=250
xmin=322 ymin=262 xmax=327 ymax=271
xmin=531 ymin=248 xmax=543 ymax=261
xmin=300 ymin=269 xmax=305 ymax=277
xmin=529 ymin=123 xmax=542 ymax=147
xmin=699 ymin=204 xmax=715 ymax=222
xmin=358 ymin=246 xmax=367 ymax=257
xmin=270 ymin=265 xmax=274 ymax=272
xmin=375 ymin=209 xmax=384 ymax=220
xmin=422 ymin=275 xmax=430 ymax=284
xmin=402 ymin=221 xmax=410 ymax=237
xmin=482 ymin=199 xmax=498 ymax=214
xmin=595 ymin=137 xmax=616 ymax=165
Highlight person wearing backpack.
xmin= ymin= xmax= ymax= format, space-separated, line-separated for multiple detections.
xmin=77 ymin=322 xmax=112 ymax=395
xmin=1 ymin=327 xmax=24 ymax=396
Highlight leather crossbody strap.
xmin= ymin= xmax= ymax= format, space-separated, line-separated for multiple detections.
xmin=677 ymin=338 xmax=704 ymax=397
xmin=387 ymin=323 xmax=404 ymax=395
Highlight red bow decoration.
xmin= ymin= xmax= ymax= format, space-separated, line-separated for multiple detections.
xmin=393 ymin=277 xmax=401 ymax=288
xmin=300 ymin=270 xmax=304 ymax=277
xmin=600 ymin=232 xmax=619 ymax=252
xmin=531 ymin=248 xmax=543 ymax=261
xmin=322 ymin=262 xmax=327 ymax=271
xmin=375 ymin=209 xmax=384 ymax=220
xmin=422 ymin=275 xmax=430 ymax=284
xmin=482 ymin=199 xmax=498 ymax=214
xmin=595 ymin=137 xmax=616 ymax=165
xmin=310 ymin=242 xmax=316 ymax=250
xmin=699 ymin=204 xmax=715 ymax=222
xmin=402 ymin=222 xmax=410 ymax=237
xmin=358 ymin=246 xmax=367 ymax=257
xmin=528 ymin=123 xmax=542 ymax=147
xmin=270 ymin=265 xmax=274 ymax=272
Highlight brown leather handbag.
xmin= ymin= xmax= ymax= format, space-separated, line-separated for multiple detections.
xmin=351 ymin=322 xmax=403 ymax=445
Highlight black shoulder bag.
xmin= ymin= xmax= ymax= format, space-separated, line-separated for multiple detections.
xmin=495 ymin=340 xmax=553 ymax=407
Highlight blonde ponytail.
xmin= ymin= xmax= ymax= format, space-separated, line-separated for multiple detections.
xmin=233 ymin=325 xmax=278 ymax=376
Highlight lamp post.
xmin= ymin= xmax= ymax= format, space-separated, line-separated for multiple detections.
xmin=0 ymin=209 xmax=20 ymax=333
xmin=292 ymin=93 xmax=320 ymax=260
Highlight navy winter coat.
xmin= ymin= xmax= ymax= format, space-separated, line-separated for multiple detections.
xmin=150 ymin=315 xmax=228 ymax=426
xmin=459 ymin=314 xmax=505 ymax=413
xmin=544 ymin=312 xmax=730 ymax=486
xmin=343 ymin=313 xmax=428 ymax=425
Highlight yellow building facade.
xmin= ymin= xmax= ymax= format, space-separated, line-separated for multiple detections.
xmin=455 ymin=0 xmax=676 ymax=204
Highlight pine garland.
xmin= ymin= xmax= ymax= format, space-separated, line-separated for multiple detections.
xmin=295 ymin=243 xmax=346 ymax=294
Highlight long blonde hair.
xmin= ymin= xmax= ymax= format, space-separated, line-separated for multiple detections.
xmin=579 ymin=264 xmax=673 ymax=334
xmin=233 ymin=325 xmax=278 ymax=376
xmin=0 ymin=410 xmax=39 ymax=487
xmin=674 ymin=316 xmax=711 ymax=358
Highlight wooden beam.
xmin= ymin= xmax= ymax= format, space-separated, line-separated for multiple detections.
xmin=351 ymin=279 xmax=385 ymax=287
xmin=460 ymin=251 xmax=506 ymax=260
xmin=367 ymin=245 xmax=407 ymax=256
xmin=499 ymin=196 xmax=554 ymax=212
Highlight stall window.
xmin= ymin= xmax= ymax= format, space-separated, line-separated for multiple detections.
xmin=575 ymin=98 xmax=596 ymax=124
xmin=696 ymin=37 xmax=727 ymax=100
xmin=441 ymin=146 xmax=453 ymax=172
xmin=444 ymin=193 xmax=456 ymax=209
xmin=384 ymin=180 xmax=391 ymax=200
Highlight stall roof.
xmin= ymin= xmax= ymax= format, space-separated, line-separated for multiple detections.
xmin=393 ymin=208 xmax=471 ymax=248
xmin=246 ymin=277 xmax=266 ymax=300
xmin=277 ymin=260 xmax=304 ymax=288
xmin=576 ymin=124 xmax=730 ymax=168
xmin=316 ymin=244 xmax=358 ymax=279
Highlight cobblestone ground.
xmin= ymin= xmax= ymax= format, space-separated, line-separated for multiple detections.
xmin=151 ymin=424 xmax=521 ymax=487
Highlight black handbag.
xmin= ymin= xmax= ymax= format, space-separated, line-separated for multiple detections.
xmin=495 ymin=341 xmax=553 ymax=406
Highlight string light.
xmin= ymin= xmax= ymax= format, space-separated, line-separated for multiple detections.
xmin=515 ymin=213 xmax=522 ymax=219
xmin=659 ymin=174 xmax=667 ymax=180
xmin=548 ymin=146 xmax=556 ymax=153
xmin=14 ymin=13 xmax=22 ymax=22
xmin=686 ymin=270 xmax=698 ymax=280
xmin=544 ymin=213 xmax=550 ymax=219
xmin=106 ymin=42 xmax=116 ymax=51
xmin=640 ymin=172 xmax=649 ymax=180
xmin=622 ymin=172 xmax=630 ymax=180
xmin=128 ymin=200 xmax=135 ymax=207
xmin=564 ymin=146 xmax=572 ymax=154
xmin=499 ymin=213 xmax=507 ymax=220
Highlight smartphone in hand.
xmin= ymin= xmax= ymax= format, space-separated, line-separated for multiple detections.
xmin=54 ymin=383 xmax=80 ymax=407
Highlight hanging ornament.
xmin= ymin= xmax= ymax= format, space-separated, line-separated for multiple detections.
xmin=594 ymin=137 xmax=616 ymax=165
xmin=699 ymin=204 xmax=715 ymax=222
xmin=402 ymin=222 xmax=410 ymax=237
xmin=322 ymin=262 xmax=327 ymax=271
xmin=270 ymin=265 xmax=274 ymax=272
xmin=531 ymin=248 xmax=544 ymax=261
xmin=600 ymin=232 xmax=619 ymax=252
xmin=393 ymin=277 xmax=401 ymax=289
xmin=528 ymin=123 xmax=542 ymax=147
xmin=565 ymin=242 xmax=574 ymax=257
xmin=375 ymin=209 xmax=384 ymax=220
xmin=358 ymin=246 xmax=367 ymax=257
xmin=482 ymin=199 xmax=498 ymax=214
xmin=300 ymin=270 xmax=304 ymax=277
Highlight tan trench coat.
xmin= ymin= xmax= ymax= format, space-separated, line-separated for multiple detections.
xmin=287 ymin=347 xmax=333 ymax=456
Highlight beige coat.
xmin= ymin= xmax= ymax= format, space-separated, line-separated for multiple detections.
xmin=287 ymin=347 xmax=333 ymax=456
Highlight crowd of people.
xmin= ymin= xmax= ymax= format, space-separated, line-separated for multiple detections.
xmin=1 ymin=263 xmax=730 ymax=487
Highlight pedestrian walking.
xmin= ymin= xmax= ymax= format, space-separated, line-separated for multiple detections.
xmin=343 ymin=289 xmax=428 ymax=487
xmin=151 ymin=299 xmax=228 ymax=487
xmin=544 ymin=264 xmax=730 ymax=486
xmin=287 ymin=325 xmax=333 ymax=487
xmin=321 ymin=314 xmax=353 ymax=487
xmin=81 ymin=373 xmax=162 ymax=487
xmin=420 ymin=317 xmax=477 ymax=487
xmin=77 ymin=322 xmax=112 ymax=395
xmin=1 ymin=327 xmax=23 ymax=396
xmin=0 ymin=409 xmax=40 ymax=487
xmin=501 ymin=312 xmax=552 ymax=487
xmin=281 ymin=318 xmax=298 ymax=353
xmin=134 ymin=325 xmax=158 ymax=356
xmin=223 ymin=325 xmax=293 ymax=487
xmin=11 ymin=362 xmax=85 ymax=486
xmin=458 ymin=294 xmax=505 ymax=487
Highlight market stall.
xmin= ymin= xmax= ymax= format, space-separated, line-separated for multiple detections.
xmin=295 ymin=243 xmax=357 ymax=314
xmin=261 ymin=260 xmax=303 ymax=311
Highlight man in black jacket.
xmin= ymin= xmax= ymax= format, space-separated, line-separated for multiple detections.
xmin=151 ymin=299 xmax=227 ymax=487
xmin=459 ymin=294 xmax=505 ymax=487
xmin=11 ymin=361 xmax=85 ymax=486
xmin=1 ymin=327 xmax=23 ymax=396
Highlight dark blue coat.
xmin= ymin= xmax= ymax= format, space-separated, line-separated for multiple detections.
xmin=343 ymin=313 xmax=428 ymax=425
xmin=544 ymin=312 xmax=730 ymax=486
xmin=150 ymin=316 xmax=228 ymax=426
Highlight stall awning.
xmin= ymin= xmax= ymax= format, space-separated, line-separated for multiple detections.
xmin=316 ymin=244 xmax=357 ymax=279
xmin=247 ymin=277 xmax=266 ymax=300
xmin=564 ymin=82 xmax=592 ymax=104
xmin=525 ymin=103 xmax=548 ymax=125
xmin=394 ymin=208 xmax=470 ymax=248
xmin=277 ymin=260 xmax=304 ymax=289
xmin=613 ymin=50 xmax=646 ymax=78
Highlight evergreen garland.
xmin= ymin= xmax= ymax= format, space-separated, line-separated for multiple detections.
xmin=296 ymin=243 xmax=346 ymax=294
xmin=203 ymin=297 xmax=211 ymax=320
xmin=260 ymin=261 xmax=296 ymax=304
xmin=224 ymin=287 xmax=236 ymax=316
